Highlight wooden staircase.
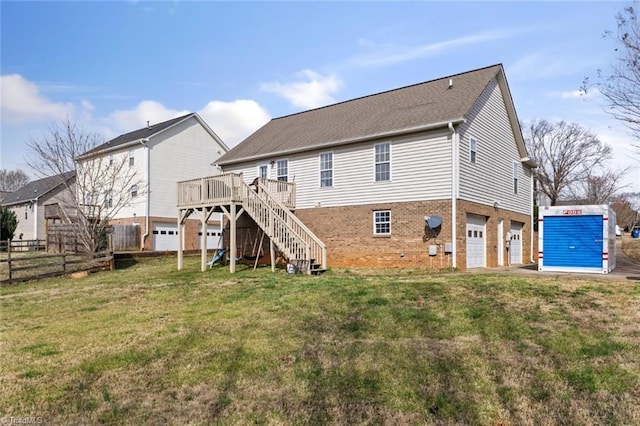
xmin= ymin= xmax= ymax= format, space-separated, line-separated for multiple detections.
xmin=240 ymin=178 xmax=326 ymax=274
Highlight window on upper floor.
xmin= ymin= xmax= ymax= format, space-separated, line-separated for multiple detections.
xmin=374 ymin=210 xmax=391 ymax=235
xmin=276 ymin=159 xmax=288 ymax=182
xmin=319 ymin=152 xmax=333 ymax=187
xmin=131 ymin=184 xmax=138 ymax=198
xmin=109 ymin=154 xmax=114 ymax=167
xmin=104 ymin=191 xmax=113 ymax=209
xmin=129 ymin=149 xmax=135 ymax=167
xmin=374 ymin=142 xmax=391 ymax=182
xmin=470 ymin=137 xmax=477 ymax=164
xmin=24 ymin=206 xmax=28 ymax=221
xmin=513 ymin=161 xmax=519 ymax=194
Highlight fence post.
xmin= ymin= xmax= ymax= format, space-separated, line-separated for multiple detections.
xmin=62 ymin=253 xmax=66 ymax=274
xmin=7 ymin=239 xmax=12 ymax=282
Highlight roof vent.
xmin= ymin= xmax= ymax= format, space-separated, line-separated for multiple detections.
xmin=448 ymin=78 xmax=453 ymax=89
xmin=146 ymin=120 xmax=151 ymax=130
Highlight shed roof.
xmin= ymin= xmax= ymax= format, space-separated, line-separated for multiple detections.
xmin=218 ymin=64 xmax=508 ymax=166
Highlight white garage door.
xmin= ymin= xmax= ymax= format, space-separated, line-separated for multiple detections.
xmin=510 ymin=222 xmax=523 ymax=265
xmin=198 ymin=224 xmax=223 ymax=250
xmin=466 ymin=214 xmax=486 ymax=268
xmin=153 ymin=223 xmax=178 ymax=251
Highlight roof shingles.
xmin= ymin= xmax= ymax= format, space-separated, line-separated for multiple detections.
xmin=1 ymin=171 xmax=75 ymax=206
xmin=218 ymin=64 xmax=502 ymax=165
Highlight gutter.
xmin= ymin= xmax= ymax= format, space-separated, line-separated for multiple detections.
xmin=448 ymin=122 xmax=458 ymax=269
xmin=217 ymin=118 xmax=466 ymax=167
xmin=140 ymin=138 xmax=150 ymax=250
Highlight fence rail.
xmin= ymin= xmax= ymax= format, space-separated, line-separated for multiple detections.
xmin=1 ymin=242 xmax=114 ymax=284
xmin=0 ymin=239 xmax=45 ymax=252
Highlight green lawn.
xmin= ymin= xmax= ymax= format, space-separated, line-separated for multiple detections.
xmin=1 ymin=257 xmax=639 ymax=424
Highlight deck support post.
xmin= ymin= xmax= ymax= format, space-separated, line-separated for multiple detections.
xmin=270 ymin=238 xmax=276 ymax=272
xmin=230 ymin=202 xmax=237 ymax=273
xmin=199 ymin=207 xmax=215 ymax=272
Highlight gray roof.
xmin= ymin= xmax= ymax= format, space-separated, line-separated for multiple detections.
xmin=78 ymin=113 xmax=197 ymax=158
xmin=218 ymin=64 xmax=509 ymax=166
xmin=1 ymin=171 xmax=76 ymax=206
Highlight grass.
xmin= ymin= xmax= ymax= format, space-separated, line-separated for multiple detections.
xmin=622 ymin=236 xmax=640 ymax=263
xmin=1 ymin=257 xmax=639 ymax=424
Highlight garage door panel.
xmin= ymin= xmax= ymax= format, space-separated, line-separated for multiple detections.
xmin=153 ymin=223 xmax=178 ymax=251
xmin=543 ymin=216 xmax=602 ymax=268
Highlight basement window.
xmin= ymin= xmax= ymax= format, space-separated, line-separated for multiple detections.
xmin=373 ymin=210 xmax=391 ymax=235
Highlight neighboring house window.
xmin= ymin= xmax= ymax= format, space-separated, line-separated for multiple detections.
xmin=129 ymin=149 xmax=135 ymax=167
xmin=513 ymin=161 xmax=519 ymax=194
xmin=276 ymin=160 xmax=288 ymax=182
xmin=258 ymin=164 xmax=268 ymax=179
xmin=25 ymin=206 xmax=28 ymax=220
xmin=373 ymin=210 xmax=391 ymax=235
xmin=131 ymin=184 xmax=138 ymax=198
xmin=374 ymin=142 xmax=391 ymax=182
xmin=470 ymin=138 xmax=477 ymax=164
xmin=319 ymin=152 xmax=333 ymax=187
xmin=109 ymin=154 xmax=114 ymax=166
xmin=104 ymin=191 xmax=113 ymax=209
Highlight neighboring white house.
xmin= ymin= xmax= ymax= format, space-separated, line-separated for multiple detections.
xmin=212 ymin=64 xmax=535 ymax=270
xmin=76 ymin=113 xmax=229 ymax=251
xmin=0 ymin=171 xmax=76 ymax=243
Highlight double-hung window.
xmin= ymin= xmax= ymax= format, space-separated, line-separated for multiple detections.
xmin=470 ymin=138 xmax=477 ymax=164
xmin=258 ymin=164 xmax=268 ymax=179
xmin=373 ymin=210 xmax=391 ymax=235
xmin=319 ymin=152 xmax=333 ymax=187
xmin=128 ymin=149 xmax=135 ymax=167
xmin=513 ymin=161 xmax=519 ymax=194
xmin=131 ymin=184 xmax=138 ymax=198
xmin=276 ymin=160 xmax=288 ymax=182
xmin=374 ymin=143 xmax=391 ymax=182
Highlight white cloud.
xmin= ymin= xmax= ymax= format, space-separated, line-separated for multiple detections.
xmin=106 ymin=100 xmax=190 ymax=132
xmin=261 ymin=69 xmax=343 ymax=109
xmin=348 ymin=29 xmax=516 ymax=68
xmin=0 ymin=74 xmax=74 ymax=124
xmin=199 ymin=100 xmax=270 ymax=146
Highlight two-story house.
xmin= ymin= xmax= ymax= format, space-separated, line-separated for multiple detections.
xmin=179 ymin=64 xmax=534 ymax=272
xmin=77 ymin=113 xmax=229 ymax=251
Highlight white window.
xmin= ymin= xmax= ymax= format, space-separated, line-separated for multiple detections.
xmin=109 ymin=154 xmax=114 ymax=166
xmin=258 ymin=164 xmax=268 ymax=179
xmin=276 ymin=159 xmax=288 ymax=182
xmin=513 ymin=161 xmax=518 ymax=194
xmin=470 ymin=138 xmax=477 ymax=164
xmin=129 ymin=149 xmax=135 ymax=167
xmin=373 ymin=210 xmax=391 ymax=235
xmin=104 ymin=191 xmax=113 ymax=209
xmin=319 ymin=152 xmax=333 ymax=187
xmin=374 ymin=143 xmax=391 ymax=182
xmin=131 ymin=184 xmax=138 ymax=198
xmin=24 ymin=206 xmax=28 ymax=220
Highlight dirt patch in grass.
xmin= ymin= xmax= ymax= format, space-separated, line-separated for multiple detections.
xmin=1 ymin=257 xmax=639 ymax=424
xmin=622 ymin=237 xmax=640 ymax=263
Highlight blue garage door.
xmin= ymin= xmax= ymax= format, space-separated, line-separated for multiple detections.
xmin=543 ymin=215 xmax=602 ymax=268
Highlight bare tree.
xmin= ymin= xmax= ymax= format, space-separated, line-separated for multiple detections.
xmin=524 ymin=119 xmax=614 ymax=205
xmin=583 ymin=5 xmax=640 ymax=152
xmin=0 ymin=169 xmax=30 ymax=192
xmin=611 ymin=192 xmax=640 ymax=231
xmin=26 ymin=117 xmax=145 ymax=253
xmin=566 ymin=169 xmax=629 ymax=204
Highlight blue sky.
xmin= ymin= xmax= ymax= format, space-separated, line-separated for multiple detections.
xmin=1 ymin=1 xmax=638 ymax=191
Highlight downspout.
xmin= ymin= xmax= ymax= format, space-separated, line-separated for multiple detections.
xmin=140 ymin=138 xmax=150 ymax=250
xmin=448 ymin=122 xmax=457 ymax=269
xmin=530 ymin=168 xmax=535 ymax=263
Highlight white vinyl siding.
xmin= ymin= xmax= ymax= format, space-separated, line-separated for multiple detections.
xmin=374 ymin=142 xmax=391 ymax=182
xmin=276 ymin=159 xmax=288 ymax=182
xmin=373 ymin=210 xmax=391 ymax=235
xmin=222 ymin=129 xmax=452 ymax=209
xmin=319 ymin=152 xmax=333 ymax=187
xmin=458 ymin=78 xmax=532 ymax=216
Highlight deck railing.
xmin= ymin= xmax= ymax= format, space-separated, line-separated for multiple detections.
xmin=177 ymin=173 xmax=296 ymax=209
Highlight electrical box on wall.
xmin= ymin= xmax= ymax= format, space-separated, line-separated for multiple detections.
xmin=444 ymin=243 xmax=453 ymax=254
xmin=428 ymin=245 xmax=437 ymax=256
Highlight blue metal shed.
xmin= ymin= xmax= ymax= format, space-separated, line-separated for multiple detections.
xmin=538 ymin=205 xmax=616 ymax=274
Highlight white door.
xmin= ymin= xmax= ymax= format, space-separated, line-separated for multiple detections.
xmin=510 ymin=222 xmax=523 ymax=265
xmin=466 ymin=214 xmax=486 ymax=268
xmin=497 ymin=219 xmax=504 ymax=266
xmin=198 ymin=224 xmax=223 ymax=250
xmin=152 ymin=223 xmax=178 ymax=251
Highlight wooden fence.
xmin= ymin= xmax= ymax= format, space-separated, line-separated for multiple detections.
xmin=0 ymin=247 xmax=114 ymax=284
xmin=111 ymin=224 xmax=140 ymax=251
xmin=47 ymin=223 xmax=85 ymax=253
xmin=0 ymin=239 xmax=45 ymax=252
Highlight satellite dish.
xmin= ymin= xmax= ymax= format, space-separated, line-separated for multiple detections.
xmin=424 ymin=215 xmax=443 ymax=238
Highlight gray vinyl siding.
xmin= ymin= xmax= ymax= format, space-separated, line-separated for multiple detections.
xmin=149 ymin=117 xmax=225 ymax=218
xmin=223 ymin=129 xmax=452 ymax=208
xmin=458 ymin=79 xmax=532 ymax=216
